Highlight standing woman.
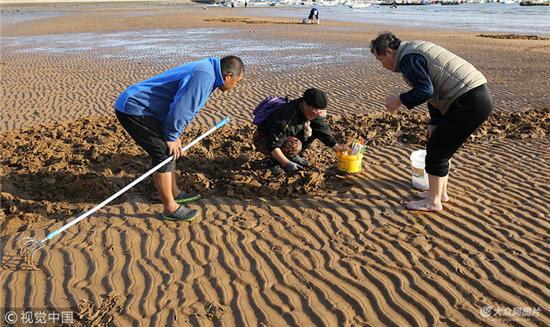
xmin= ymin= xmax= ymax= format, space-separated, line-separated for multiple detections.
xmin=370 ymin=32 xmax=492 ymax=211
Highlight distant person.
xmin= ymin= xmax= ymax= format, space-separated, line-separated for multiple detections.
xmin=245 ymin=1 xmax=248 ymax=7
xmin=231 ymin=1 xmax=235 ymax=8
xmin=308 ymin=7 xmax=320 ymax=24
xmin=370 ymin=32 xmax=492 ymax=212
xmin=115 ymin=56 xmax=244 ymax=221
xmin=252 ymin=88 xmax=348 ymax=175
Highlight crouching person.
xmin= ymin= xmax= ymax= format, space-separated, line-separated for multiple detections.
xmin=252 ymin=88 xmax=347 ymax=175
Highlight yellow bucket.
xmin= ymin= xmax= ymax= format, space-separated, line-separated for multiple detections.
xmin=336 ymin=151 xmax=364 ymax=174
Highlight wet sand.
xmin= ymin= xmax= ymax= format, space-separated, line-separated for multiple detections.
xmin=1 ymin=5 xmax=549 ymax=326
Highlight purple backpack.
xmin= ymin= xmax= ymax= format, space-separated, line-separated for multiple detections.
xmin=252 ymin=96 xmax=289 ymax=125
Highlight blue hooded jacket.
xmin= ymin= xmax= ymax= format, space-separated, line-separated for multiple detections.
xmin=115 ymin=57 xmax=224 ymax=141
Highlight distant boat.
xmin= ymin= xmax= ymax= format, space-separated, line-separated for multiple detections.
xmin=317 ymin=0 xmax=339 ymax=5
xmin=379 ymin=1 xmax=430 ymax=5
xmin=519 ymin=0 xmax=549 ymax=5
xmin=349 ymin=2 xmax=372 ymax=8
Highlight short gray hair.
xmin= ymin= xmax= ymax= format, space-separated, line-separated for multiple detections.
xmin=370 ymin=32 xmax=401 ymax=56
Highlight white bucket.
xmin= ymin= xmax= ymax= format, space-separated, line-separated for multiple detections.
xmin=410 ymin=150 xmax=429 ymax=190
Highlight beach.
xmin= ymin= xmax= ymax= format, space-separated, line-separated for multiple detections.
xmin=1 ymin=4 xmax=549 ymax=326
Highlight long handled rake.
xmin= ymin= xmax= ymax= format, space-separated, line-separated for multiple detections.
xmin=20 ymin=116 xmax=231 ymax=268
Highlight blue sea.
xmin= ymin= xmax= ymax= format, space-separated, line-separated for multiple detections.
xmin=0 ymin=3 xmax=547 ymax=66
xmin=242 ymin=3 xmax=550 ymax=35
xmin=1 ymin=3 xmax=548 ymax=35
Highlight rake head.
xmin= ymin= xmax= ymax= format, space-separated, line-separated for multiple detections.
xmin=19 ymin=237 xmax=45 ymax=269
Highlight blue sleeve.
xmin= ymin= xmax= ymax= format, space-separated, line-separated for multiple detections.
xmin=163 ymin=71 xmax=214 ymax=141
xmin=428 ymin=102 xmax=443 ymax=125
xmin=398 ymin=53 xmax=434 ymax=109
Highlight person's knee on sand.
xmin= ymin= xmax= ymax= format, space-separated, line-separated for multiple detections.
xmin=253 ymin=133 xmax=303 ymax=174
xmin=280 ymin=136 xmax=303 ymax=158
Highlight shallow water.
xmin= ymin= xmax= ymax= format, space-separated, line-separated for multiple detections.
xmin=242 ymin=3 xmax=550 ymax=35
xmin=0 ymin=10 xmax=67 ymax=25
xmin=0 ymin=28 xmax=368 ymax=69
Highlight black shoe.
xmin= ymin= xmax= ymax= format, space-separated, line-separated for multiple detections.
xmin=264 ymin=157 xmax=278 ymax=167
xmin=264 ymin=157 xmax=284 ymax=175
xmin=290 ymin=155 xmax=308 ymax=166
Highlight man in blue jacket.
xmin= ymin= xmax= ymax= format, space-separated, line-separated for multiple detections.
xmin=115 ymin=56 xmax=244 ymax=221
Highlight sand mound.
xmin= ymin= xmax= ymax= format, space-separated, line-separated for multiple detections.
xmin=204 ymin=17 xmax=300 ymax=25
xmin=0 ymin=118 xmax=149 ymax=235
xmin=477 ymin=33 xmax=549 ymax=40
xmin=327 ymin=107 xmax=550 ymax=146
xmin=1 ymin=109 xmax=548 ymax=234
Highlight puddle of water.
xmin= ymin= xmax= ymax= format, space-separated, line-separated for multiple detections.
xmin=0 ymin=10 xmax=67 ymax=25
xmin=1 ymin=28 xmax=368 ymax=71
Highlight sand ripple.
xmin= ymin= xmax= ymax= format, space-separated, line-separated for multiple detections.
xmin=1 ymin=8 xmax=549 ymax=326
xmin=1 ymin=112 xmax=549 ymax=326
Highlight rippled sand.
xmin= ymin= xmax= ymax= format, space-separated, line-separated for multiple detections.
xmin=1 ymin=5 xmax=549 ymax=326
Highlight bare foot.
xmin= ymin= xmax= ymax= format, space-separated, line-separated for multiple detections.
xmin=414 ymin=191 xmax=449 ymax=203
xmin=406 ymin=199 xmax=443 ymax=212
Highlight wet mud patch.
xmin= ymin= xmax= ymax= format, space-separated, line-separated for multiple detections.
xmin=478 ymin=34 xmax=549 ymax=40
xmin=204 ymin=17 xmax=301 ymax=25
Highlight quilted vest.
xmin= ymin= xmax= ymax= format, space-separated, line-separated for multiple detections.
xmin=394 ymin=41 xmax=487 ymax=114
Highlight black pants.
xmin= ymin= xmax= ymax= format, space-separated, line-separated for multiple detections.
xmin=253 ymin=128 xmax=316 ymax=158
xmin=115 ymin=110 xmax=175 ymax=173
xmin=425 ymin=84 xmax=493 ymax=177
xmin=308 ymin=13 xmax=319 ymax=20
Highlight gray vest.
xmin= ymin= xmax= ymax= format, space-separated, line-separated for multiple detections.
xmin=393 ymin=41 xmax=487 ymax=114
